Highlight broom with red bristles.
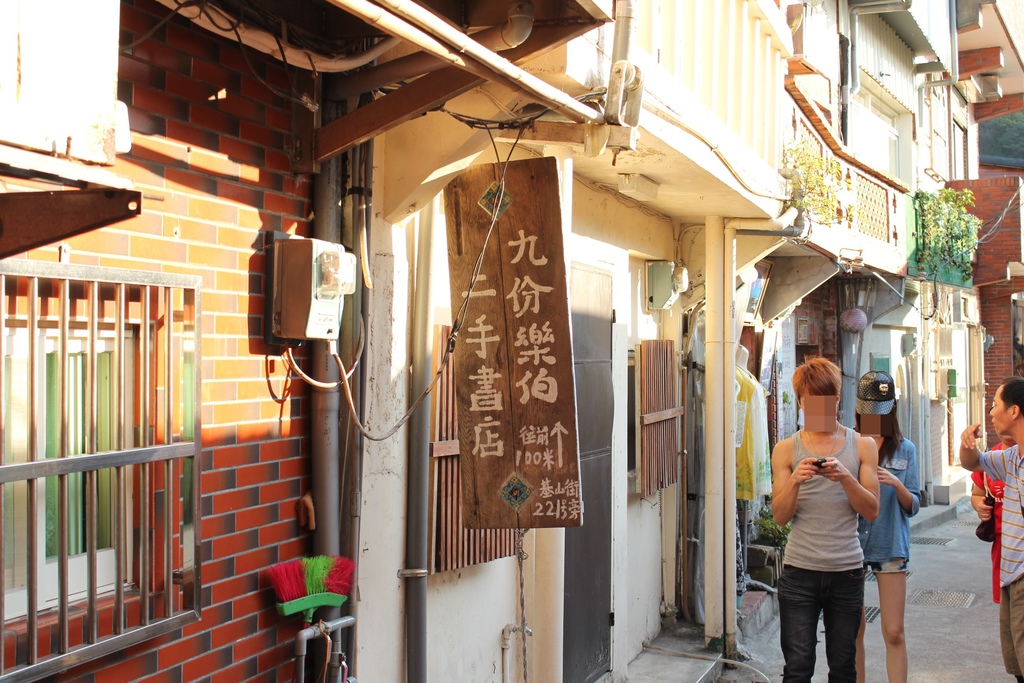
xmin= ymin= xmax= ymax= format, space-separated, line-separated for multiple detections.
xmin=267 ymin=555 xmax=355 ymax=624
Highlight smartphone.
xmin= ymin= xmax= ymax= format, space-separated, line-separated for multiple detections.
xmin=813 ymin=458 xmax=827 ymax=467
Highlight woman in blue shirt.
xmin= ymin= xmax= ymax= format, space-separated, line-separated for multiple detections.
xmin=853 ymin=370 xmax=920 ymax=683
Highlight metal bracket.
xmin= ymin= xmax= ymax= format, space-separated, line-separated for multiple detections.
xmin=397 ymin=568 xmax=428 ymax=578
xmin=0 ymin=188 xmax=142 ymax=259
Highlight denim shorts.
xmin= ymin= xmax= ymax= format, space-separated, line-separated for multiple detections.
xmin=864 ymin=558 xmax=908 ymax=574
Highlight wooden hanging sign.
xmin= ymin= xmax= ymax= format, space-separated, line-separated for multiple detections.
xmin=444 ymin=156 xmax=583 ymax=529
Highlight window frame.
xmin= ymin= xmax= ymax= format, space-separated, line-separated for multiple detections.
xmin=0 ymin=260 xmax=201 ymax=682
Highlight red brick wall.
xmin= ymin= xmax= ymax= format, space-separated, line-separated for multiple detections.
xmin=790 ymin=282 xmax=840 ymax=366
xmin=20 ymin=1 xmax=315 ymax=680
xmin=979 ymin=279 xmax=1024 ymax=445
xmin=951 ymin=176 xmax=1024 ymax=447
xmin=948 ymin=176 xmax=1023 ymax=286
xmin=821 ymin=280 xmax=839 ymax=363
xmin=980 ymin=165 xmax=1024 ymax=183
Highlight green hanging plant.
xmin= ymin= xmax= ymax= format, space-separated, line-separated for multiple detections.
xmin=913 ymin=188 xmax=981 ymax=279
xmin=781 ymin=139 xmax=852 ymax=225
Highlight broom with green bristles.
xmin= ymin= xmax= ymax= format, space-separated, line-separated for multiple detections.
xmin=267 ymin=555 xmax=355 ymax=624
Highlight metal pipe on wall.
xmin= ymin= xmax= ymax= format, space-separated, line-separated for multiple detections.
xmin=339 ymin=135 xmax=369 ymax=677
xmin=406 ymin=193 xmax=438 ymax=683
xmin=326 ymin=1 xmax=537 ymax=101
xmin=311 ymin=93 xmax=346 ymax=676
xmin=842 ymin=1 xmax=913 ymax=142
xmin=703 ymin=216 xmax=725 ymax=647
xmin=325 ymin=0 xmax=601 ymax=124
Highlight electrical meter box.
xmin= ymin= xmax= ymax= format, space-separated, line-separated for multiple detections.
xmin=646 ymin=260 xmax=678 ymax=310
xmin=267 ymin=236 xmax=357 ymax=341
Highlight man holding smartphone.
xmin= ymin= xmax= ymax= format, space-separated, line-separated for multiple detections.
xmin=771 ymin=358 xmax=880 ymax=683
xmin=960 ymin=376 xmax=1024 ymax=683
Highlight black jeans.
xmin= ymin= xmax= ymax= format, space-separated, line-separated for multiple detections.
xmin=778 ymin=565 xmax=865 ymax=683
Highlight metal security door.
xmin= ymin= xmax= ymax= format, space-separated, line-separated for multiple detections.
xmin=563 ymin=265 xmax=613 ymax=682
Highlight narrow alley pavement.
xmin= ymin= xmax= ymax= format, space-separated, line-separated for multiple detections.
xmin=628 ymin=492 xmax=1009 ymax=682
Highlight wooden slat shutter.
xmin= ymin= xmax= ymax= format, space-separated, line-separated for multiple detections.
xmin=429 ymin=326 xmax=516 ymax=572
xmin=636 ymin=339 xmax=683 ymax=497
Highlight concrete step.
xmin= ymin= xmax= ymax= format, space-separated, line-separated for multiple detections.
xmin=932 ymin=468 xmax=972 ymax=505
xmin=738 ymin=589 xmax=777 ymax=641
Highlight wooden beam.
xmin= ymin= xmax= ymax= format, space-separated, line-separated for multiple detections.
xmin=314 ymin=22 xmax=598 ymax=162
xmin=494 ymin=121 xmax=638 ymax=152
xmin=316 ymin=69 xmax=481 ymax=163
xmin=0 ymin=189 xmax=141 ymax=259
xmin=975 ymin=93 xmax=1024 ymax=122
xmin=639 ymin=406 xmax=686 ymax=427
xmin=959 ymin=47 xmax=1004 ymax=80
xmin=430 ymin=440 xmax=459 ymax=457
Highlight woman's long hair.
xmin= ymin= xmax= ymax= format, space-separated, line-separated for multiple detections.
xmin=855 ymin=406 xmax=904 ymax=466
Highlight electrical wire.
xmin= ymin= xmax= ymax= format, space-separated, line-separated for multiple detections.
xmin=126 ymin=0 xmax=392 ymax=110
xmin=639 ymin=643 xmax=773 ymax=681
xmin=282 ymin=320 xmax=364 ymax=390
xmin=574 ymin=175 xmax=674 ymax=223
xmin=438 ymin=91 xmax=606 ymax=131
xmin=120 ymin=0 xmax=199 ymax=51
xmin=285 ymin=128 xmax=527 ymax=441
xmin=919 ymin=185 xmax=1022 ymax=320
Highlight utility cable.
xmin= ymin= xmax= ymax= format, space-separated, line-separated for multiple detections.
xmin=641 ymin=643 xmax=772 ymax=682
xmin=284 ymin=128 xmax=527 ymax=441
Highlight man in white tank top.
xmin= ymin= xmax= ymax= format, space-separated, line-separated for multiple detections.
xmin=771 ymin=358 xmax=880 ymax=683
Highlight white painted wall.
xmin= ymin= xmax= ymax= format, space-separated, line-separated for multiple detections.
xmin=355 ymin=147 xmax=679 ymax=682
xmin=356 ymin=212 xmax=414 ymax=683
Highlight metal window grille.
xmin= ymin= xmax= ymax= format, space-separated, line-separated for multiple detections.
xmin=853 ymin=171 xmax=891 ymax=242
xmin=0 ymin=260 xmax=201 ymax=683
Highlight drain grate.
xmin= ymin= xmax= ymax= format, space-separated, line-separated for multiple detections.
xmin=907 ymin=589 xmax=975 ymax=608
xmin=866 ymin=570 xmax=912 ymax=582
xmin=950 ymin=518 xmax=980 ymax=527
xmin=911 ymin=537 xmax=954 ymax=545
xmin=864 ymin=606 xmax=880 ymax=623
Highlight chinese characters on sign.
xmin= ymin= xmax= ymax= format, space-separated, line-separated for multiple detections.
xmin=444 ymin=157 xmax=583 ymax=529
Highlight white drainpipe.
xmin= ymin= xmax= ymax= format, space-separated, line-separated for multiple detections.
xmin=843 ymin=1 xmax=913 ymax=143
xmin=611 ymin=0 xmax=636 ymax=64
xmin=703 ymin=212 xmax=794 ymax=653
xmin=703 ymin=216 xmax=725 ymax=648
xmin=324 ymin=0 xmax=602 ymax=123
xmin=152 ymin=0 xmax=400 ymax=72
xmin=722 ymin=220 xmax=737 ymax=659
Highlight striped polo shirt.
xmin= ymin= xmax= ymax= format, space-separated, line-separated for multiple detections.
xmin=981 ymin=445 xmax=1024 ymax=587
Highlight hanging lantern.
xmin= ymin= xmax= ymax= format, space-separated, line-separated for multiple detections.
xmin=840 ymin=307 xmax=868 ymax=332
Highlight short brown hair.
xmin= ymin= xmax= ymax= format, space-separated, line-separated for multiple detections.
xmin=792 ymin=357 xmax=842 ymax=400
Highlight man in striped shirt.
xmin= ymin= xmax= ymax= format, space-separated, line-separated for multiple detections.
xmin=961 ymin=376 xmax=1024 ymax=683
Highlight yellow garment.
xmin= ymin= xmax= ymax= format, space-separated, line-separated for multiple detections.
xmin=735 ymin=367 xmax=771 ymax=500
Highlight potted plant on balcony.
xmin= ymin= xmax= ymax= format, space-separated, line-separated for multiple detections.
xmin=913 ymin=188 xmax=981 ymax=282
xmin=781 ymin=138 xmax=853 ymax=225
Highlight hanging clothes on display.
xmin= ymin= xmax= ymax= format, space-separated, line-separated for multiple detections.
xmin=735 ymin=366 xmax=771 ymax=500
